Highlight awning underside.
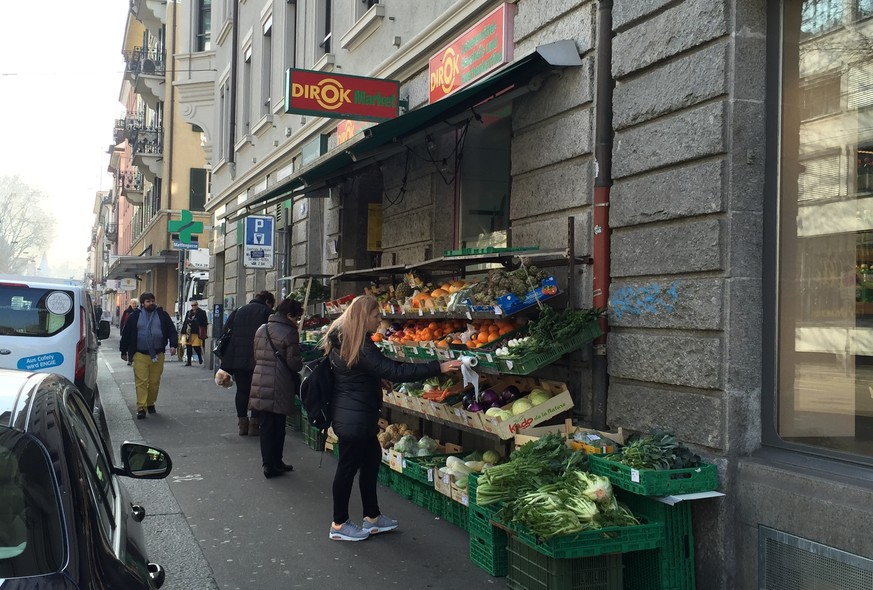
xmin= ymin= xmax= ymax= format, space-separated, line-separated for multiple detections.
xmin=224 ymin=39 xmax=582 ymax=221
xmin=105 ymin=253 xmax=179 ymax=279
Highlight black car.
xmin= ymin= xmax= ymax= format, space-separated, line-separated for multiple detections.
xmin=0 ymin=369 xmax=171 ymax=588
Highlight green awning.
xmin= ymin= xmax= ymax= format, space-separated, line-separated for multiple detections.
xmin=224 ymin=39 xmax=582 ymax=221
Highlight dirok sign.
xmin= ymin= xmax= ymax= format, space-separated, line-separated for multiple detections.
xmin=428 ymin=3 xmax=515 ymax=104
xmin=284 ymin=69 xmax=400 ymax=122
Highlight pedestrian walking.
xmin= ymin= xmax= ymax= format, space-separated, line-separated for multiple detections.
xmin=119 ymin=292 xmax=178 ymax=419
xmin=218 ymin=290 xmax=275 ymax=436
xmin=120 ymin=298 xmax=139 ymax=335
xmin=181 ymin=301 xmax=209 ymax=366
xmin=250 ymin=298 xmax=304 ymax=478
xmin=325 ymin=295 xmax=462 ymax=541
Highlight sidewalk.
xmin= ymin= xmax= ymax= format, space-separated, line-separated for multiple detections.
xmin=97 ymin=334 xmax=502 ymax=589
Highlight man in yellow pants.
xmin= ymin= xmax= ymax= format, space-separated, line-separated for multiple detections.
xmin=119 ymin=292 xmax=179 ymax=419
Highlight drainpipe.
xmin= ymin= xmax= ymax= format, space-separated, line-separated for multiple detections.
xmin=591 ymin=0 xmax=614 ymax=431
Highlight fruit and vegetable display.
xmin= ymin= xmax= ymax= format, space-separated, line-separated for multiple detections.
xmin=467 ymin=266 xmax=552 ymax=306
xmin=476 ymin=433 xmax=641 ymax=539
xmin=603 ymin=431 xmax=702 ymax=470
xmin=376 ymin=422 xmax=419 ymax=450
xmin=383 ymin=273 xmax=474 ymax=312
xmin=494 ymin=307 xmax=604 ymax=357
xmin=288 ymin=281 xmax=332 ymax=304
xmin=375 ymin=317 xmax=525 ymax=349
xmin=460 ymin=385 xmax=553 ymax=421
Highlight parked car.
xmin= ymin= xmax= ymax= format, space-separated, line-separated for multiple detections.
xmin=0 ymin=275 xmax=111 ymax=411
xmin=0 ymin=369 xmax=171 ymax=588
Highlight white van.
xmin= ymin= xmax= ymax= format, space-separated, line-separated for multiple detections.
xmin=0 ymin=275 xmax=110 ymax=410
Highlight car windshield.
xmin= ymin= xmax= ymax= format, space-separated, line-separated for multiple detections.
xmin=0 ymin=284 xmax=75 ymax=337
xmin=0 ymin=427 xmax=65 ymax=578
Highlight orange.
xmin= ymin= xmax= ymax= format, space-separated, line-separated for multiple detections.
xmin=371 ymin=333 xmax=383 ymax=342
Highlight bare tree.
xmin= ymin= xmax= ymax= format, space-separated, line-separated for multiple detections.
xmin=0 ymin=176 xmax=55 ymax=274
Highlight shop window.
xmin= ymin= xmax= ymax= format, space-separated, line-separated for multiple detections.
xmin=196 ymin=0 xmax=211 ymax=51
xmin=457 ymin=109 xmax=511 ymax=250
xmin=770 ymin=0 xmax=873 ymax=462
xmin=317 ymin=0 xmax=332 ymax=56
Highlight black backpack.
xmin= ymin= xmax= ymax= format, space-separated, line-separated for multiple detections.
xmin=300 ymin=354 xmax=334 ymax=432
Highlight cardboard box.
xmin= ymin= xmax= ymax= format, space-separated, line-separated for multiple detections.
xmin=513 ymin=420 xmax=625 ymax=451
xmin=388 ymin=449 xmax=405 ymax=473
xmin=450 ymin=481 xmax=469 ymax=506
xmin=434 ymin=471 xmax=454 ymax=498
xmin=478 ymin=376 xmax=574 ymax=439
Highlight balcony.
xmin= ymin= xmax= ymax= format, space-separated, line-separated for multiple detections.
xmin=131 ymin=131 xmax=162 ymax=184
xmin=104 ymin=223 xmax=118 ymax=243
xmin=113 ymin=118 xmax=126 ymax=145
xmin=129 ymin=0 xmax=165 ymax=37
xmin=119 ymin=170 xmax=145 ymax=206
xmin=124 ymin=48 xmax=166 ymax=108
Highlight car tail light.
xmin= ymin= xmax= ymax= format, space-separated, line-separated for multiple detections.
xmin=75 ymin=307 xmax=86 ymax=382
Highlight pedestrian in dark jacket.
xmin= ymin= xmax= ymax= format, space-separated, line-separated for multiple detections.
xmin=250 ymin=298 xmax=304 ymax=478
xmin=325 ymin=295 xmax=461 ymax=541
xmin=180 ymin=301 xmax=209 ymax=365
xmin=119 ymin=298 xmax=139 ymax=335
xmin=218 ymin=291 xmax=275 ymax=436
xmin=119 ymin=292 xmax=179 ymax=419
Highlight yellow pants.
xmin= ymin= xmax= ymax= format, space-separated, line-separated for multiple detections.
xmin=132 ymin=352 xmax=166 ymax=411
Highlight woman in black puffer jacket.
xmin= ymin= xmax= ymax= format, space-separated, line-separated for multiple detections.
xmin=325 ymin=295 xmax=461 ymax=542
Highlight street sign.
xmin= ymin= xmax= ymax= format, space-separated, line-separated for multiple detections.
xmin=243 ymin=215 xmax=275 ymax=269
xmin=173 ymin=239 xmax=199 ymax=251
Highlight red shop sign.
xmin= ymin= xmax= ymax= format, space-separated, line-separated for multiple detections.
xmin=284 ymin=69 xmax=400 ymax=122
xmin=428 ymin=3 xmax=515 ymax=104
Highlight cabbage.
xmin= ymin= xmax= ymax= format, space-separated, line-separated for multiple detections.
xmin=394 ymin=434 xmax=418 ymax=454
xmin=417 ymin=435 xmax=439 ymax=455
xmin=529 ymin=389 xmax=552 ymax=406
xmin=482 ymin=450 xmax=501 ymax=464
xmin=511 ymin=399 xmax=533 ymax=415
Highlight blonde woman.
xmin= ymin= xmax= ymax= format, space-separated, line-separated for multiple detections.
xmin=325 ymin=295 xmax=461 ymax=541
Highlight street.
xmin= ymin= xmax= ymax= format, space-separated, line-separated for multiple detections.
xmin=97 ymin=334 xmax=502 ymax=590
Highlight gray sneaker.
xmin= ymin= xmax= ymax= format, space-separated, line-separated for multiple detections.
xmin=329 ymin=520 xmax=370 ymax=542
xmin=362 ymin=514 xmax=398 ymax=534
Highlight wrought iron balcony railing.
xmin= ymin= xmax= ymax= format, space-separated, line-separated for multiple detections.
xmin=118 ymin=170 xmax=144 ymax=192
xmin=132 ymin=131 xmax=163 ymax=155
xmin=123 ymin=47 xmax=166 ymax=78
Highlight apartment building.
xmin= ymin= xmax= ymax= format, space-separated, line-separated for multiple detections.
xmin=168 ymin=1 xmax=873 ymax=587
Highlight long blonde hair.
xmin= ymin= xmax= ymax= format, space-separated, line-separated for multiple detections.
xmin=324 ymin=295 xmax=378 ymax=368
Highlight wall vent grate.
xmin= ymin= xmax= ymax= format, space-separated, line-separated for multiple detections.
xmin=759 ymin=526 xmax=873 ymax=589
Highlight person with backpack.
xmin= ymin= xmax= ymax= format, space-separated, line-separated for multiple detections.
xmin=218 ymin=291 xmax=276 ymax=436
xmin=323 ymin=295 xmax=461 ymax=541
xmin=249 ymin=298 xmax=304 ymax=478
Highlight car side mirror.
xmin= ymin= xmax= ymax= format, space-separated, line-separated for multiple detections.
xmin=98 ymin=320 xmax=111 ymax=340
xmin=117 ymin=442 xmax=173 ymax=479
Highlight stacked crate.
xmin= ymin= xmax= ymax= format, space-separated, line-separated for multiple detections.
xmin=467 ymin=472 xmax=509 ymax=577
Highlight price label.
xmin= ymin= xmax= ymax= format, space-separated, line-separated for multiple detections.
xmin=505 ymin=360 xmax=514 ymax=370
xmin=631 ymin=468 xmax=640 ymax=483
xmin=427 ymin=468 xmax=434 ymax=482
xmin=410 ymin=347 xmax=418 ymax=355
xmin=485 ymin=353 xmax=493 ymax=362
xmin=461 ymin=493 xmax=468 ymax=507
xmin=493 ymin=305 xmax=503 ymax=315
xmin=466 ymin=310 xmax=473 ymax=320
xmin=402 ymin=458 xmax=408 ymax=469
xmin=418 ymin=308 xmax=423 ymax=316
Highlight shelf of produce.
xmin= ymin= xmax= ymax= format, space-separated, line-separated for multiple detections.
xmin=495 ymin=322 xmax=602 ymax=375
xmin=383 ymin=399 xmax=504 ymax=441
xmin=589 ymin=455 xmax=718 ymax=496
xmin=330 ymin=264 xmax=406 ymax=282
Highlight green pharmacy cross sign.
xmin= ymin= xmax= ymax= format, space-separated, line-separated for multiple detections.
xmin=168 ymin=210 xmax=203 ymax=246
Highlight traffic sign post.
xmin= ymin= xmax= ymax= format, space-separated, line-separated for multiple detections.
xmin=243 ymin=215 xmax=275 ymax=269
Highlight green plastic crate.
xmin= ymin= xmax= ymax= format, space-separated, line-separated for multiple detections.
xmin=469 ymin=507 xmax=509 ymax=578
xmin=402 ymin=454 xmax=463 ymax=485
xmin=589 ymin=455 xmax=718 ymax=496
xmin=377 ymin=463 xmax=393 ymax=487
xmin=285 ymin=410 xmax=302 ymax=432
xmin=468 ymin=505 xmax=506 ymax=543
xmin=442 ymin=496 xmax=469 ymax=531
xmin=506 ymin=536 xmax=623 ymax=590
xmin=391 ymin=472 xmax=416 ymax=499
xmin=619 ymin=492 xmax=695 ymax=590
xmin=503 ymin=516 xmax=664 ymax=560
xmin=496 ymin=322 xmax=601 ymax=375
xmin=411 ymin=480 xmax=443 ymax=516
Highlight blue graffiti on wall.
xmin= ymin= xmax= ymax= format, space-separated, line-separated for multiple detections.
xmin=611 ymin=282 xmax=679 ymax=319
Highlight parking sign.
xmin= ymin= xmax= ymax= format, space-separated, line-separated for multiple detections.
xmin=243 ymin=215 xmax=275 ymax=269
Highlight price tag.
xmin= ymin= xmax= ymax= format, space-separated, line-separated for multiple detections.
xmin=442 ymin=474 xmax=450 ymax=484
xmin=410 ymin=347 xmax=418 ymax=355
xmin=418 ymin=308 xmax=423 ymax=316
xmin=493 ymin=305 xmax=503 ymax=315
xmin=485 ymin=353 xmax=493 ymax=362
xmin=427 ymin=468 xmax=434 ymax=482
xmin=631 ymin=468 xmax=640 ymax=483
xmin=402 ymin=458 xmax=408 ymax=469
xmin=429 ymin=401 xmax=438 ymax=413
xmin=589 ymin=434 xmax=601 ymax=440
xmin=461 ymin=493 xmax=468 ymax=507
xmin=505 ymin=360 xmax=514 ymax=370
xmin=466 ymin=310 xmax=473 ymax=320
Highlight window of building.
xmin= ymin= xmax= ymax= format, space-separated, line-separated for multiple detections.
xmin=284 ymin=1 xmax=297 ymax=73
xmin=770 ymin=0 xmax=873 ymax=462
xmin=318 ymin=0 xmax=332 ymax=56
xmin=800 ymin=74 xmax=840 ymax=120
xmin=190 ymin=168 xmax=209 ymax=211
xmin=241 ymin=44 xmax=252 ymax=137
xmin=355 ymin=0 xmax=379 ymax=20
xmin=260 ymin=16 xmax=272 ymax=118
xmin=218 ymin=81 xmax=228 ymax=161
xmin=196 ymin=0 xmax=212 ymax=51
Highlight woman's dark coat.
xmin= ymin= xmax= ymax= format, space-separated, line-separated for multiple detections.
xmin=181 ymin=306 xmax=209 ymax=336
xmin=219 ymin=299 xmax=273 ymax=372
xmin=329 ymin=333 xmax=441 ymax=441
xmin=250 ymin=313 xmax=303 ymax=416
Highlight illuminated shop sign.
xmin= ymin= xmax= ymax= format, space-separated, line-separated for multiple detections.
xmin=428 ymin=3 xmax=515 ymax=103
xmin=284 ymin=69 xmax=400 ymax=122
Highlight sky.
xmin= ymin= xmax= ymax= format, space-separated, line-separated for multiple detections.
xmin=0 ymin=2 xmax=129 ymax=279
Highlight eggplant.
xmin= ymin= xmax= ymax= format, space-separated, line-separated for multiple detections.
xmin=467 ymin=402 xmax=482 ymax=413
xmin=501 ymin=385 xmax=521 ymax=402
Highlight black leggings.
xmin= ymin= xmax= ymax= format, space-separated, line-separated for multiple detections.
xmin=185 ymin=345 xmax=203 ymax=363
xmin=233 ymin=370 xmax=256 ymax=418
xmin=332 ymin=436 xmax=381 ymax=525
xmin=259 ymin=412 xmax=286 ymax=467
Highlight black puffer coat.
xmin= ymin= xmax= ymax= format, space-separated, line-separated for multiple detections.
xmin=329 ymin=333 xmax=441 ymax=441
xmin=219 ymin=299 xmax=272 ymax=372
xmin=250 ymin=314 xmax=303 ymax=416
